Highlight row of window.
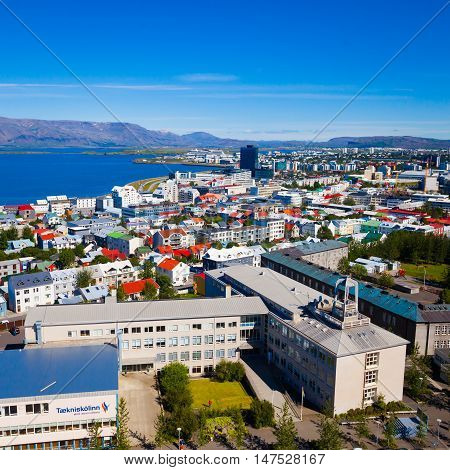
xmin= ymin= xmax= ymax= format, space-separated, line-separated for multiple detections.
xmin=121 ymin=335 xmax=239 ymax=350
xmin=435 ymin=326 xmax=449 ymax=336
xmin=434 ymin=340 xmax=450 ymax=349
xmin=154 ymin=349 xmax=237 ymax=363
xmin=0 ymin=419 xmax=115 ymax=437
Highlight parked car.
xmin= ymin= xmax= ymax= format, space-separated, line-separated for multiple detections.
xmin=9 ymin=326 xmax=20 ymax=336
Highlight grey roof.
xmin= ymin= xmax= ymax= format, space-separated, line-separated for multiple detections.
xmin=25 ymin=296 xmax=269 ymax=327
xmin=9 ymin=271 xmax=53 ymax=290
xmin=280 ymin=240 xmax=346 ymax=257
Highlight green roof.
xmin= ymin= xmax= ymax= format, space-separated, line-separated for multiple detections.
xmin=108 ymin=231 xmax=133 ymax=240
xmin=362 ymin=232 xmax=383 ymax=243
xmin=361 ymin=220 xmax=381 ymax=227
xmin=262 ymin=251 xmax=422 ymax=323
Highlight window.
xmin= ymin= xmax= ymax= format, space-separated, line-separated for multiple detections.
xmin=216 ymin=349 xmax=225 ymax=359
xmin=80 ymin=330 xmax=90 ymax=337
xmin=441 ymin=325 xmax=448 ymax=335
xmin=122 ymin=328 xmax=129 ymax=334
xmin=109 ymin=329 xmax=116 ymax=335
xmin=92 ymin=329 xmax=103 ymax=337
xmin=156 ymin=338 xmax=166 ymax=348
xmin=169 ymin=352 xmax=178 ymax=362
xmin=216 ymin=334 xmax=225 ymax=344
xmin=2 ymin=406 xmax=18 ymax=417
xmin=193 ymin=351 xmax=202 ymax=361
xmin=144 ymin=326 xmax=153 ymax=333
xmin=192 ymin=324 xmax=202 ymax=330
xmin=168 ymin=337 xmax=178 ymax=347
xmin=192 ymin=366 xmax=202 ymax=374
xmin=363 ymin=387 xmax=377 ymax=403
xmin=156 ymin=326 xmax=165 ymax=332
xmin=204 ymin=350 xmax=213 ymax=359
xmin=168 ymin=325 xmax=178 ymax=332
xmin=364 ymin=370 xmax=378 ymax=386
xmin=435 ymin=326 xmax=441 ymax=335
xmin=132 ymin=339 xmax=141 ymax=349
xmin=131 ymin=327 xmax=141 ymax=334
xmin=192 ymin=336 xmax=202 ymax=345
xmin=157 ymin=353 xmax=166 ymax=363
xmin=204 ymin=365 xmax=214 ymax=374
xmin=216 ymin=322 xmax=225 ymax=329
xmin=227 ymin=348 xmax=237 ymax=358
xmin=204 ymin=335 xmax=214 ymax=344
xmin=179 ymin=324 xmax=190 ymax=331
xmin=180 ymin=336 xmax=190 ymax=346
xmin=226 ymin=333 xmax=237 ymax=343
xmin=365 ymin=352 xmax=379 ymax=368
xmin=67 ymin=331 xmax=77 ymax=338
xmin=122 ymin=340 xmax=129 ymax=350
xmin=144 ymin=338 xmax=153 ymax=349
xmin=228 ymin=322 xmax=237 ymax=328
xmin=180 ymin=351 xmax=190 ymax=362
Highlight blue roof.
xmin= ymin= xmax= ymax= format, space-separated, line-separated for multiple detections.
xmin=262 ymin=251 xmax=422 ymax=322
xmin=0 ymin=345 xmax=118 ymax=400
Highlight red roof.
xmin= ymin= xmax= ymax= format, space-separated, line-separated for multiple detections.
xmin=156 ymin=246 xmax=173 ymax=255
xmin=40 ymin=233 xmax=55 ymax=241
xmin=18 ymin=204 xmax=34 ymax=211
xmin=101 ymin=248 xmax=127 ymax=261
xmin=158 ymin=258 xmax=181 ymax=271
xmin=194 ymin=272 xmax=206 ymax=280
xmin=122 ymin=278 xmax=159 ymax=295
xmin=173 ymin=249 xmax=191 ymax=258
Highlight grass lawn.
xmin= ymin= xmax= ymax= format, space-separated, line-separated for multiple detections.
xmin=189 ymin=378 xmax=253 ymax=410
xmin=401 ymin=262 xmax=446 ymax=283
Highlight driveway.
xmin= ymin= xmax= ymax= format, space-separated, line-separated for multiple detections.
xmin=119 ymin=372 xmax=161 ymax=449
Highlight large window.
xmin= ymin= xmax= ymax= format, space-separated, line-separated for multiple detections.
xmin=193 ymin=351 xmax=202 ymax=361
xmin=156 ymin=338 xmax=166 ymax=348
xmin=144 ymin=338 xmax=153 ymax=349
xmin=364 ymin=370 xmax=378 ymax=386
xmin=1 ymin=406 xmax=18 ymax=417
xmin=192 ymin=336 xmax=202 ymax=345
xmin=363 ymin=387 xmax=377 ymax=403
xmin=132 ymin=339 xmax=141 ymax=349
xmin=204 ymin=335 xmax=214 ymax=344
xmin=365 ymin=352 xmax=379 ymax=368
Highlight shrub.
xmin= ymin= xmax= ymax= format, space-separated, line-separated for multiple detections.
xmin=249 ymin=399 xmax=274 ymax=428
xmin=214 ymin=360 xmax=245 ymax=382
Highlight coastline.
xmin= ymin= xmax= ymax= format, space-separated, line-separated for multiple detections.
xmin=133 ymin=158 xmax=232 ymax=168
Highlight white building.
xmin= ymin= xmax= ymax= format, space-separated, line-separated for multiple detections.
xmin=111 ymin=185 xmax=143 ymax=208
xmin=156 ymin=258 xmax=190 ymax=286
xmin=8 ymin=272 xmax=55 ymax=313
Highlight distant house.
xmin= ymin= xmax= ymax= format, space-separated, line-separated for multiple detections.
xmin=78 ymin=284 xmax=109 ymax=303
xmin=122 ymin=278 xmax=160 ymax=301
xmin=6 ymin=239 xmax=35 ymax=253
xmin=106 ymin=231 xmax=144 ymax=256
xmin=0 ymin=294 xmax=6 ymax=317
xmin=8 ymin=271 xmax=55 ymax=313
xmin=156 ymin=258 xmax=189 ymax=286
xmin=43 ymin=212 xmax=61 ymax=226
xmin=152 ymin=228 xmax=194 ymax=250
xmin=17 ymin=204 xmax=36 ymax=221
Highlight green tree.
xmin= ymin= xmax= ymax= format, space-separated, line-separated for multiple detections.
xmin=343 ymin=196 xmax=356 ymax=206
xmin=211 ymin=241 xmax=222 ymax=249
xmin=159 ymin=362 xmax=191 ymax=411
xmin=350 ymin=263 xmax=368 ymax=280
xmin=378 ymin=272 xmax=395 ymax=289
xmin=249 ymin=399 xmax=275 ymax=429
xmin=74 ymin=243 xmax=85 ymax=258
xmin=415 ymin=418 xmax=427 ymax=448
xmin=129 ymin=256 xmax=140 ymax=267
xmin=317 ymin=226 xmax=334 ymax=240
xmin=22 ymin=226 xmax=34 ymax=241
xmin=273 ymin=403 xmax=298 ymax=450
xmin=154 ymin=412 xmax=172 ymax=448
xmin=114 ymin=397 xmax=131 ymax=450
xmin=92 ymin=255 xmax=111 ymax=265
xmin=440 ymin=288 xmax=450 ymax=303
xmin=76 ymin=269 xmax=93 ymax=289
xmin=88 ymin=421 xmax=103 ymax=450
xmin=317 ymin=414 xmax=344 ymax=450
xmin=215 ymin=360 xmax=245 ymax=382
xmin=355 ymin=416 xmax=370 ymax=449
xmin=337 ymin=257 xmax=350 ymax=274
xmin=142 ymin=280 xmax=158 ymax=300
xmin=0 ymin=231 xmax=7 ymax=250
xmin=156 ymin=274 xmax=177 ymax=299
xmin=383 ymin=416 xmax=397 ymax=449
xmin=117 ymin=284 xmax=127 ymax=302
xmin=5 ymin=226 xmax=19 ymax=241
xmin=140 ymin=260 xmax=155 ymax=279
xmin=226 ymin=241 xmax=239 ymax=248
xmin=58 ymin=248 xmax=76 ymax=268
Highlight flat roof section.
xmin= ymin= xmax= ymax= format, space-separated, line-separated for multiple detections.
xmin=0 ymin=344 xmax=118 ymax=400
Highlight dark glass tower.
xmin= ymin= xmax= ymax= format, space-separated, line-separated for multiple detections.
xmin=240 ymin=145 xmax=259 ymax=175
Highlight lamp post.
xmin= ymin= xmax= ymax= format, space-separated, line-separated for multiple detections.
xmin=177 ymin=427 xmax=182 ymax=450
xmin=437 ymin=419 xmax=442 ymax=442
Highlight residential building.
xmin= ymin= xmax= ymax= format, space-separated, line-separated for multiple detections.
xmin=106 ymin=232 xmax=144 ymax=256
xmin=0 ymin=295 xmax=6 ymax=317
xmin=8 ymin=272 xmax=55 ymax=313
xmin=111 ymin=185 xmax=142 ymax=208
xmin=156 ymin=258 xmax=190 ymax=286
xmin=89 ymin=260 xmax=136 ymax=288
xmin=122 ymin=278 xmax=160 ymax=300
xmin=0 ymin=259 xmax=21 ymax=279
xmin=152 ymin=228 xmax=194 ymax=250
xmin=202 ymin=245 xmax=266 ymax=270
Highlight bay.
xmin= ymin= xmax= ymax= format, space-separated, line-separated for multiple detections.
xmin=0 ymin=149 xmax=211 ymax=205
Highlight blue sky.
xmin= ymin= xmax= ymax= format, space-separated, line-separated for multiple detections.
xmin=0 ymin=0 xmax=449 ymax=140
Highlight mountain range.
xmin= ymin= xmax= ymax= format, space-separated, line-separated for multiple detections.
xmin=0 ymin=116 xmax=449 ymax=150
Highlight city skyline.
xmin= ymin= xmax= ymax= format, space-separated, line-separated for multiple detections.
xmin=0 ymin=1 xmax=449 ymax=140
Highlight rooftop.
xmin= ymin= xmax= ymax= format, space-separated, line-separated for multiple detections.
xmin=0 ymin=345 xmax=118 ymax=401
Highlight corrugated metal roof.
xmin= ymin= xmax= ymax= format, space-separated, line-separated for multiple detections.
xmin=25 ymin=296 xmax=269 ymax=327
xmin=0 ymin=345 xmax=118 ymax=400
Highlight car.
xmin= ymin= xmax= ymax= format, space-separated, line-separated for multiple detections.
xmin=9 ymin=326 xmax=20 ymax=336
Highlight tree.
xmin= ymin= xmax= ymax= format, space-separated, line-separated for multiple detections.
xmin=114 ymin=397 xmax=131 ymax=450
xmin=74 ymin=243 xmax=85 ymax=258
xmin=211 ymin=241 xmax=222 ymax=249
xmin=273 ymin=403 xmax=298 ymax=450
xmin=228 ymin=407 xmax=247 ymax=449
xmin=355 ymin=416 xmax=370 ymax=449
xmin=5 ymin=226 xmax=19 ymax=241
xmin=343 ymin=196 xmax=356 ymax=206
xmin=88 ymin=421 xmax=103 ymax=450
xmin=76 ymin=269 xmax=93 ymax=289
xmin=337 ymin=257 xmax=350 ymax=274
xmin=58 ymin=248 xmax=76 ymax=268
xmin=317 ymin=226 xmax=334 ymax=240
xmin=140 ymin=260 xmax=155 ymax=279
xmin=215 ymin=360 xmax=245 ymax=382
xmin=317 ymin=414 xmax=343 ymax=450
xmin=0 ymin=231 xmax=7 ymax=251
xmin=159 ymin=362 xmax=191 ymax=411
xmin=156 ymin=274 xmax=177 ymax=299
xmin=22 ymin=226 xmax=34 ymax=241
xmin=154 ymin=412 xmax=172 ymax=448
xmin=249 ymin=399 xmax=275 ymax=429
xmin=378 ymin=272 xmax=395 ymax=289
xmin=383 ymin=416 xmax=397 ymax=449
xmin=226 ymin=241 xmax=239 ymax=248
xmin=440 ymin=288 xmax=450 ymax=303
xmin=117 ymin=284 xmax=127 ymax=302
xmin=350 ymin=263 xmax=368 ymax=280
xmin=415 ymin=418 xmax=427 ymax=448
xmin=142 ymin=280 xmax=158 ymax=300
xmin=92 ymin=255 xmax=111 ymax=265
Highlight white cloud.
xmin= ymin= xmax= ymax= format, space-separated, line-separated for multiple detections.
xmin=177 ymin=73 xmax=239 ymax=83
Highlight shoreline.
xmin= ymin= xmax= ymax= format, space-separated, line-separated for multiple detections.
xmin=133 ymin=158 xmax=232 ymax=168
